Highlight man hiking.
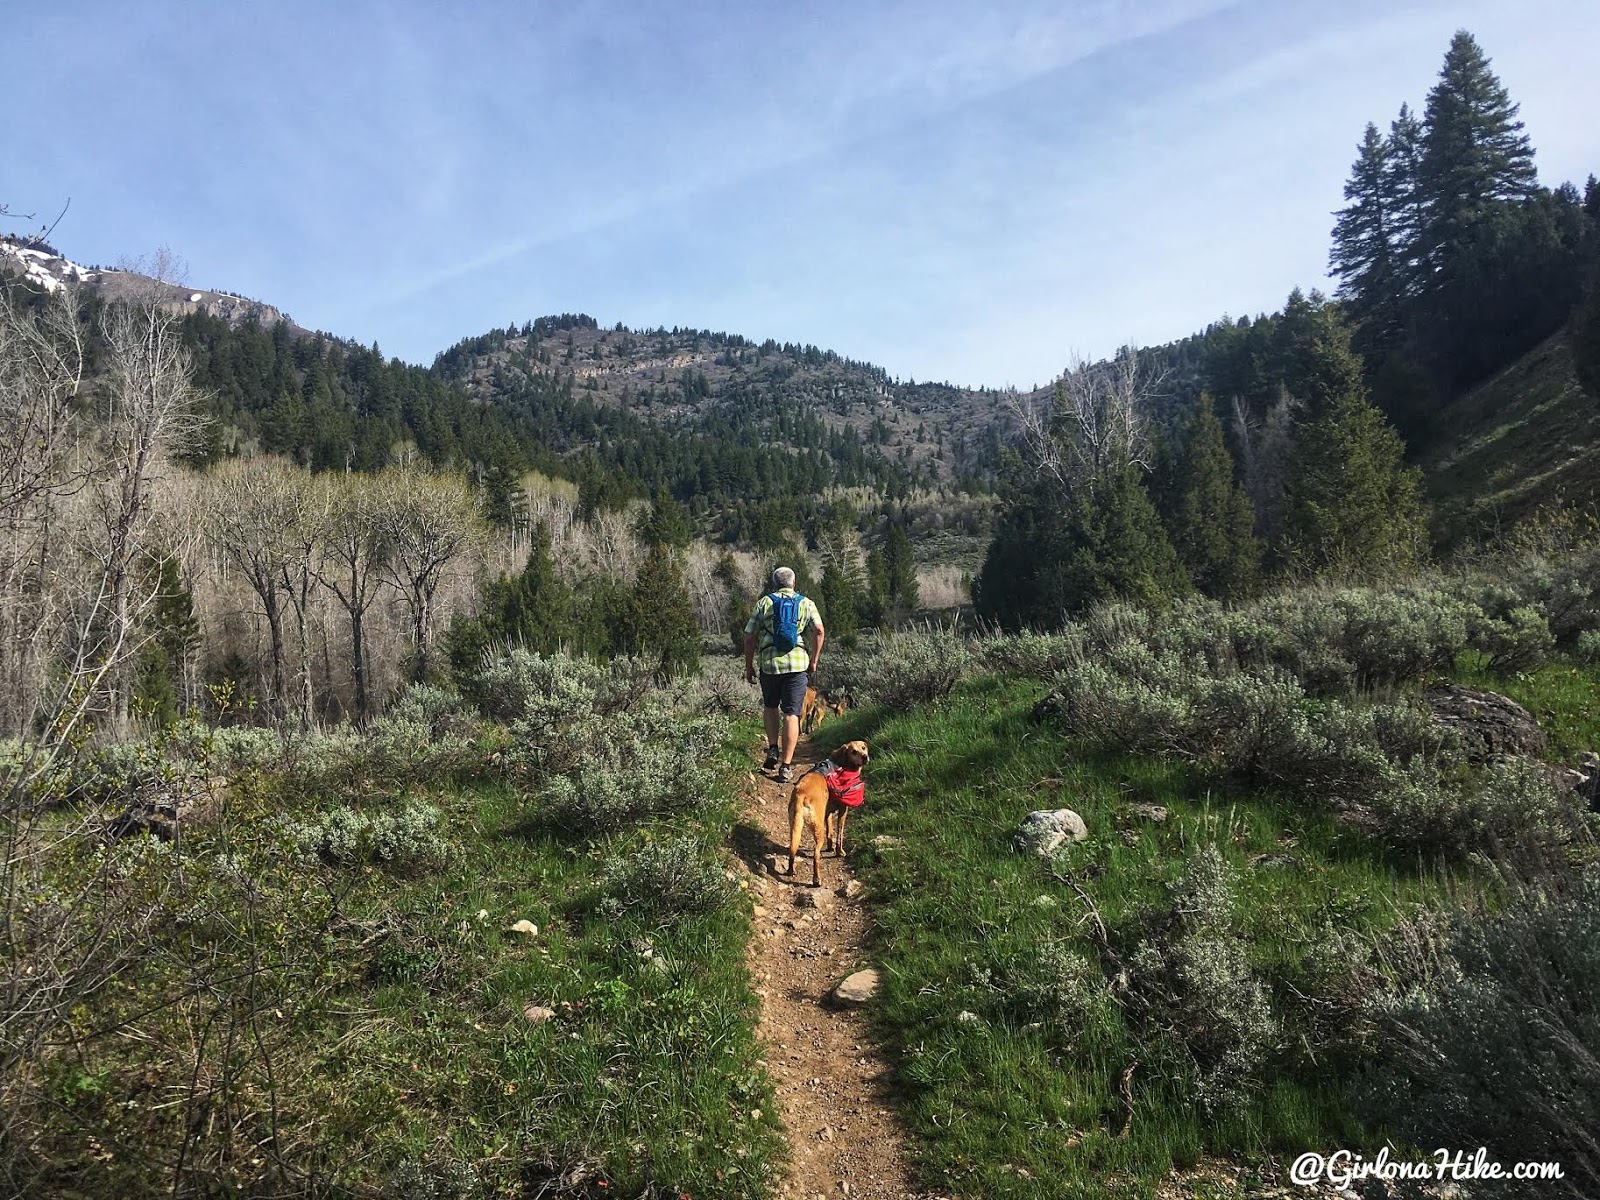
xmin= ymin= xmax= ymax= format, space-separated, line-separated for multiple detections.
xmin=744 ymin=566 xmax=825 ymax=784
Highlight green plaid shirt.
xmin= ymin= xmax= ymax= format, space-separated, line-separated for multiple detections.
xmin=745 ymin=590 xmax=823 ymax=675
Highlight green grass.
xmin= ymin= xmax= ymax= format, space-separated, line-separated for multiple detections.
xmin=299 ymin=783 xmax=781 ymax=1195
xmin=822 ymin=675 xmax=1481 ymax=1200
xmin=23 ymin=765 xmax=783 ymax=1198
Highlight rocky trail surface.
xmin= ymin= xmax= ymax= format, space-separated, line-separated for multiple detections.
xmin=732 ymin=735 xmax=928 ymax=1200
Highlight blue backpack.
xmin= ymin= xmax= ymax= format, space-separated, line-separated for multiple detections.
xmin=769 ymin=592 xmax=803 ymax=654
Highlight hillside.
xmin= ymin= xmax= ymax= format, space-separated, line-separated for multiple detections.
xmin=1419 ymin=326 xmax=1600 ymax=546
xmin=0 ymin=237 xmax=299 ymax=332
xmin=3 ymin=240 xmax=1018 ymax=514
xmin=433 ymin=317 xmax=1024 ymax=491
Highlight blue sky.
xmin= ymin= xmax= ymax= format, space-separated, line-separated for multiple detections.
xmin=8 ymin=0 xmax=1598 ymax=388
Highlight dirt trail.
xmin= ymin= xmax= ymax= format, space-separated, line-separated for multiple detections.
xmin=731 ymin=735 xmax=924 ymax=1200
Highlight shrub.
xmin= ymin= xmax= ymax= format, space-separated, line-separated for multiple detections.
xmin=839 ymin=625 xmax=972 ymax=710
xmin=1368 ymin=870 xmax=1600 ymax=1198
xmin=1044 ymin=652 xmax=1196 ymax=755
xmin=1367 ymin=758 xmax=1577 ymax=864
xmin=472 ymin=649 xmax=652 ymax=724
xmin=1577 ymin=629 xmax=1600 ymax=665
xmin=533 ymin=714 xmax=728 ymax=834
xmin=289 ymin=799 xmax=446 ymax=867
xmin=1045 ymin=656 xmax=1413 ymax=800
xmin=973 ymin=629 xmax=1087 ymax=679
xmin=384 ymin=1158 xmax=480 ymax=1200
xmin=597 ymin=836 xmax=734 ymax=920
xmin=1129 ymin=846 xmax=1281 ymax=1116
xmin=971 ymin=940 xmax=1112 ymax=1041
xmin=1468 ymin=604 xmax=1555 ymax=673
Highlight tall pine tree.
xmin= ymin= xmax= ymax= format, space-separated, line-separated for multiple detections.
xmin=882 ymin=521 xmax=919 ymax=617
xmin=1330 ymin=124 xmax=1401 ymax=341
xmin=1278 ymin=303 xmax=1427 ymax=577
xmin=1416 ymin=31 xmax=1537 ymax=288
xmin=977 ymin=465 xmax=1189 ymax=629
xmin=1385 ymin=103 xmax=1427 ymax=293
xmin=1168 ymin=394 xmax=1262 ymax=601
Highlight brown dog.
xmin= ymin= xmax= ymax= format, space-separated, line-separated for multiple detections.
xmin=786 ymin=739 xmax=869 ymax=887
xmin=800 ymin=687 xmax=854 ymax=735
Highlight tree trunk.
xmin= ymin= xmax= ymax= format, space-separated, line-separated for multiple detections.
xmin=410 ymin=590 xmax=429 ymax=684
xmin=262 ymin=586 xmax=286 ymax=716
xmin=350 ymin=609 xmax=369 ymax=723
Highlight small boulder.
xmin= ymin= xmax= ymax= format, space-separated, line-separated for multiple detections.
xmin=522 ymin=1004 xmax=556 ymax=1024
xmin=794 ymin=890 xmax=828 ymax=910
xmin=507 ymin=919 xmax=539 ymax=937
xmin=1128 ymin=802 xmax=1169 ymax=823
xmin=1013 ymin=809 xmax=1088 ymax=857
xmin=831 ymin=968 xmax=882 ymax=1005
xmin=1424 ymin=684 xmax=1548 ymax=762
xmin=869 ymin=835 xmax=901 ymax=850
xmin=839 ymin=879 xmax=866 ymax=901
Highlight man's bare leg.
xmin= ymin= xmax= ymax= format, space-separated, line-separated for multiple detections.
xmin=763 ymin=706 xmax=781 ymax=754
xmin=780 ymin=713 xmax=800 ymax=765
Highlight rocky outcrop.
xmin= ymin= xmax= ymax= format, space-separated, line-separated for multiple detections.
xmin=1423 ymin=683 xmax=1548 ymax=762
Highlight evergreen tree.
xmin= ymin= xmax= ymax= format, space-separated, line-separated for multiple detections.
xmin=976 ymin=465 xmax=1189 ymax=630
xmin=638 ymin=486 xmax=693 ymax=548
xmin=1168 ymin=394 xmax=1262 ymax=601
xmin=1278 ymin=306 xmax=1427 ymax=577
xmin=614 ymin=543 xmax=700 ymax=678
xmin=859 ymin=546 xmax=888 ymax=631
xmin=817 ymin=560 xmax=860 ymax=649
xmin=976 ymin=360 xmax=1190 ymax=629
xmin=882 ymin=521 xmax=919 ymax=616
xmin=1416 ymin=31 xmax=1537 ymax=289
xmin=147 ymin=553 xmax=201 ymax=671
xmin=1385 ymin=103 xmax=1427 ymax=293
xmin=1330 ymin=124 xmax=1402 ymax=339
xmin=495 ymin=521 xmax=575 ymax=653
xmin=132 ymin=554 xmax=200 ymax=724
xmin=816 ymin=532 xmax=867 ymax=649
xmin=714 ymin=552 xmax=752 ymax=651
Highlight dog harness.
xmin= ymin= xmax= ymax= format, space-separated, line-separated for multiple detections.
xmin=815 ymin=758 xmax=865 ymax=808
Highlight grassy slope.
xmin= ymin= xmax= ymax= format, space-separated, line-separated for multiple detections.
xmin=820 ymin=676 xmax=1479 ymax=1200
xmin=1420 ymin=328 xmax=1600 ymax=546
xmin=300 ymin=782 xmax=782 ymax=1195
xmin=29 ymin=769 xmax=783 ymax=1198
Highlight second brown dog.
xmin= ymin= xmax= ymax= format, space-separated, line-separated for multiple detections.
xmin=800 ymin=686 xmax=853 ymax=735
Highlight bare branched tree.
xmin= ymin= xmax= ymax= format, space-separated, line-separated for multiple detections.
xmin=0 ymin=285 xmax=87 ymax=737
xmin=96 ymin=286 xmax=209 ymax=736
xmin=204 ymin=458 xmax=311 ymax=716
xmin=1231 ymin=387 xmax=1297 ymax=542
xmin=1012 ymin=352 xmax=1159 ymax=495
xmin=375 ymin=467 xmax=481 ymax=683
xmin=314 ymin=474 xmax=389 ymax=722
xmin=0 ymin=264 xmax=209 ymax=1186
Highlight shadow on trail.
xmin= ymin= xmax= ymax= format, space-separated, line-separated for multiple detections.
xmin=731 ymin=817 xmax=782 ymax=876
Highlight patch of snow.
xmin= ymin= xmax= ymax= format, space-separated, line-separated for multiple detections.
xmin=0 ymin=242 xmax=94 ymax=293
xmin=189 ymin=292 xmax=203 ymax=302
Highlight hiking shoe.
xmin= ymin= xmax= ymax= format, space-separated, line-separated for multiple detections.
xmin=777 ymin=763 xmax=794 ymax=785
xmin=762 ymin=745 xmax=780 ymax=771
